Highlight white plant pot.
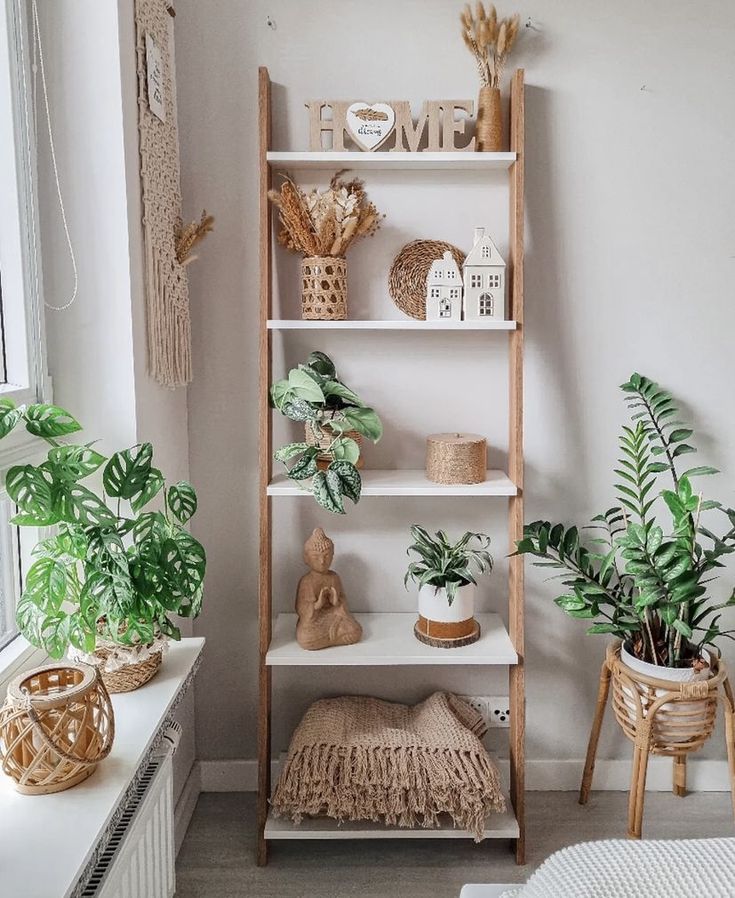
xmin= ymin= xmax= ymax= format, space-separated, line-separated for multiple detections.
xmin=619 ymin=642 xmax=713 ymax=742
xmin=418 ymin=582 xmax=476 ymax=623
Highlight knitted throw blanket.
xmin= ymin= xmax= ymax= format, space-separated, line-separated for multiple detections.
xmin=271 ymin=692 xmax=505 ymax=840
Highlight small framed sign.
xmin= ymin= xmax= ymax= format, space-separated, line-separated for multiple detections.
xmin=145 ymin=32 xmax=166 ymax=122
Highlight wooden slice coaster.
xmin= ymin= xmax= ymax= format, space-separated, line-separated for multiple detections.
xmin=414 ymin=618 xmax=481 ymax=649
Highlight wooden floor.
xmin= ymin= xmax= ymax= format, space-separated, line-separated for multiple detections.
xmin=176 ymin=791 xmax=734 ymax=898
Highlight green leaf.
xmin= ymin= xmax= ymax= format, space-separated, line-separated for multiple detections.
xmin=562 ymin=526 xmax=579 ymax=557
xmin=587 ymin=623 xmax=624 ymax=635
xmin=81 ymin=570 xmax=136 ymax=620
xmin=103 ymin=443 xmax=153 ymax=499
xmin=161 ymin=531 xmax=206 ymax=596
xmin=281 ymin=398 xmax=318 ymax=422
xmin=130 ymin=468 xmax=165 ymax=513
xmin=46 ymin=444 xmax=105 ymax=481
xmin=16 ymin=593 xmax=43 ymax=645
xmin=311 ymin=470 xmax=345 ymax=514
xmin=321 ymin=381 xmax=363 ymax=407
xmin=647 ymin=462 xmax=670 ymax=473
xmin=24 ymin=557 xmax=67 ymax=612
xmin=340 ymin=406 xmax=383 ymax=442
xmin=38 ymin=613 xmax=71 ymax=659
xmin=67 ymin=613 xmax=96 ymax=653
xmin=166 ymin=481 xmax=198 ymax=524
xmin=274 ymin=442 xmax=309 ymax=463
xmin=684 ymin=466 xmax=719 ymax=478
xmin=305 ymin=351 xmax=336 ymax=377
xmin=288 ymin=453 xmax=318 ymax=481
xmin=133 ymin=511 xmax=167 ymax=546
xmin=54 ymin=484 xmax=116 ymax=527
xmin=87 ymin=528 xmax=129 ymax=574
xmin=287 ymin=368 xmax=325 ymax=403
xmin=5 ymin=465 xmax=54 ymax=518
xmin=672 ymin=619 xmax=693 ymax=639
xmin=672 ymin=444 xmax=696 ymax=457
xmin=0 ymin=404 xmax=22 ymax=438
xmin=669 ymin=429 xmax=693 ymax=442
xmin=330 ymin=437 xmax=360 ymax=465
xmin=328 ymin=460 xmax=362 ymax=503
xmin=24 ymin=404 xmax=82 ymax=438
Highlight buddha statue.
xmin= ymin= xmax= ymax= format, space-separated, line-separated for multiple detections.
xmin=295 ymin=528 xmax=362 ymax=651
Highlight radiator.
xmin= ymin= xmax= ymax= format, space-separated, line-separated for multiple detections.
xmin=79 ymin=746 xmax=176 ymax=898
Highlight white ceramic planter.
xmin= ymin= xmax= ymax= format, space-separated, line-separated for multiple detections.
xmin=619 ymin=642 xmax=713 ymax=742
xmin=418 ymin=582 xmax=476 ymax=623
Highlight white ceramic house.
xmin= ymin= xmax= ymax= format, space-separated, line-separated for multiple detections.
xmin=462 ymin=227 xmax=506 ymax=320
xmin=425 ymin=251 xmax=463 ymax=321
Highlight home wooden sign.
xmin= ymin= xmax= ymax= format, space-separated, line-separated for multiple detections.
xmin=307 ymin=99 xmax=477 ymax=152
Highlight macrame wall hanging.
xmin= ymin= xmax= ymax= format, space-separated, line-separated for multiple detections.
xmin=134 ymin=0 xmax=191 ymax=387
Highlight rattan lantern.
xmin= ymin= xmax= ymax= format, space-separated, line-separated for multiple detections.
xmin=0 ymin=662 xmax=115 ymax=795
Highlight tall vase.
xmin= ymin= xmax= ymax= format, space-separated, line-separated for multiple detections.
xmin=476 ymin=86 xmax=503 ymax=152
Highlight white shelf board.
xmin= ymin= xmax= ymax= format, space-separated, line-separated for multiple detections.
xmin=0 ymin=638 xmax=205 ymax=898
xmin=268 ymin=469 xmax=517 ymax=497
xmin=267 ymin=151 xmax=516 ymax=171
xmin=265 ymin=797 xmax=519 ymax=840
xmin=267 ymin=319 xmax=517 ymax=331
xmin=267 ymin=612 xmax=517 ymax=667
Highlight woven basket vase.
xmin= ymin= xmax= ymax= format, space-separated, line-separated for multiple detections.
xmin=305 ymin=422 xmax=364 ymax=471
xmin=0 ymin=662 xmax=115 ymax=795
xmin=301 ymin=256 xmax=347 ymax=320
xmin=389 ymin=240 xmax=466 ymax=320
xmin=94 ymin=645 xmax=163 ymax=694
xmin=476 ymin=86 xmax=503 ymax=152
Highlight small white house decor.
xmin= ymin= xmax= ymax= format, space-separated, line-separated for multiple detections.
xmin=425 ymin=251 xmax=463 ymax=321
xmin=463 ymin=227 xmax=506 ymax=320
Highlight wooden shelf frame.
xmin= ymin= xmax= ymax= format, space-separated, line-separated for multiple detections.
xmin=258 ymin=66 xmax=526 ymax=865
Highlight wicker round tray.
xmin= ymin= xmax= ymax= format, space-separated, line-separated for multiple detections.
xmin=389 ymin=240 xmax=466 ymax=321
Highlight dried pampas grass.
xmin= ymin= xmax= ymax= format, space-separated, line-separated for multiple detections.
xmin=460 ymin=3 xmax=520 ymax=88
xmin=269 ymin=172 xmax=383 ymax=258
xmin=175 ymin=210 xmax=215 ymax=266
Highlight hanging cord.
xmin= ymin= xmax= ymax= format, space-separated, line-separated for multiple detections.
xmin=31 ymin=0 xmax=78 ymax=312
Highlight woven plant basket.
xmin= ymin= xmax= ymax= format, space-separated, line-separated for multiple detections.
xmin=610 ymin=643 xmax=719 ymax=752
xmin=305 ymin=422 xmax=364 ymax=471
xmin=0 ymin=662 xmax=115 ymax=795
xmin=476 ymin=86 xmax=503 ymax=152
xmin=94 ymin=646 xmax=163 ymax=694
xmin=389 ymin=240 xmax=466 ymax=320
xmin=301 ymin=255 xmax=347 ymax=320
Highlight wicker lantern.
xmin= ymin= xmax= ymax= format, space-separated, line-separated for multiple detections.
xmin=0 ymin=662 xmax=115 ymax=795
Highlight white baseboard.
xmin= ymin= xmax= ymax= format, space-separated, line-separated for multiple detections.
xmin=198 ymin=757 xmax=733 ymax=793
xmin=174 ymin=761 xmax=202 ymax=856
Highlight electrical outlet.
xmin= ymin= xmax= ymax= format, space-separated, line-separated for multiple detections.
xmin=459 ymin=695 xmax=511 ymax=728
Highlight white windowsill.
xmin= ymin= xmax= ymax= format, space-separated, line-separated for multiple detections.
xmin=0 ymin=636 xmax=204 ymax=898
xmin=0 ymin=634 xmax=47 ymax=694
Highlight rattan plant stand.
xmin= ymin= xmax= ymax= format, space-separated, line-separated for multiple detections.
xmin=579 ymin=641 xmax=735 ymax=839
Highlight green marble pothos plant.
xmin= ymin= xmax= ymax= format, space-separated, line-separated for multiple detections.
xmin=0 ymin=399 xmax=206 ymax=659
xmin=515 ymin=374 xmax=735 ymax=669
xmin=270 ymin=351 xmax=383 ymax=514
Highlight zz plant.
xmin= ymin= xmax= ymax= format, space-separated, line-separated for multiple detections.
xmin=0 ymin=399 xmax=206 ymax=659
xmin=405 ymin=526 xmax=493 ymax=604
xmin=270 ymin=351 xmax=383 ymax=515
xmin=516 ymin=373 xmax=735 ymax=668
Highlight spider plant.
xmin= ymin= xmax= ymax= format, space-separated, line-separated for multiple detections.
xmin=404 ymin=526 xmax=493 ymax=605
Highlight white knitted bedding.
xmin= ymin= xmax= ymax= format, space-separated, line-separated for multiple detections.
xmin=500 ymin=838 xmax=735 ymax=898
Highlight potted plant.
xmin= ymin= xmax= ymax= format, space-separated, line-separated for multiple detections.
xmin=268 ymin=172 xmax=382 ymax=320
xmin=0 ymin=399 xmax=206 ymax=692
xmin=270 ymin=351 xmax=383 ymax=515
xmin=405 ymin=526 xmax=493 ymax=647
xmin=516 ymin=373 xmax=735 ymax=733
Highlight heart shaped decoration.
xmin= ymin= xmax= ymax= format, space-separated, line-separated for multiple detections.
xmin=346 ymin=102 xmax=396 ymax=152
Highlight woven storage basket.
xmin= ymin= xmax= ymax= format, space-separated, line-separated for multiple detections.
xmin=94 ymin=645 xmax=163 ymax=694
xmin=426 ymin=433 xmax=486 ymax=484
xmin=389 ymin=240 xmax=466 ymax=320
xmin=0 ymin=662 xmax=114 ymax=795
xmin=305 ymin=422 xmax=364 ymax=471
xmin=301 ymin=256 xmax=347 ymax=320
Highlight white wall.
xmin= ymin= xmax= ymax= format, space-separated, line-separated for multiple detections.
xmin=176 ymin=0 xmax=735 ymax=775
xmin=36 ymin=0 xmax=195 ymax=804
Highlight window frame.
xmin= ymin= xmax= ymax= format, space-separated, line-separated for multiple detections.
xmin=0 ymin=0 xmax=50 ymax=680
